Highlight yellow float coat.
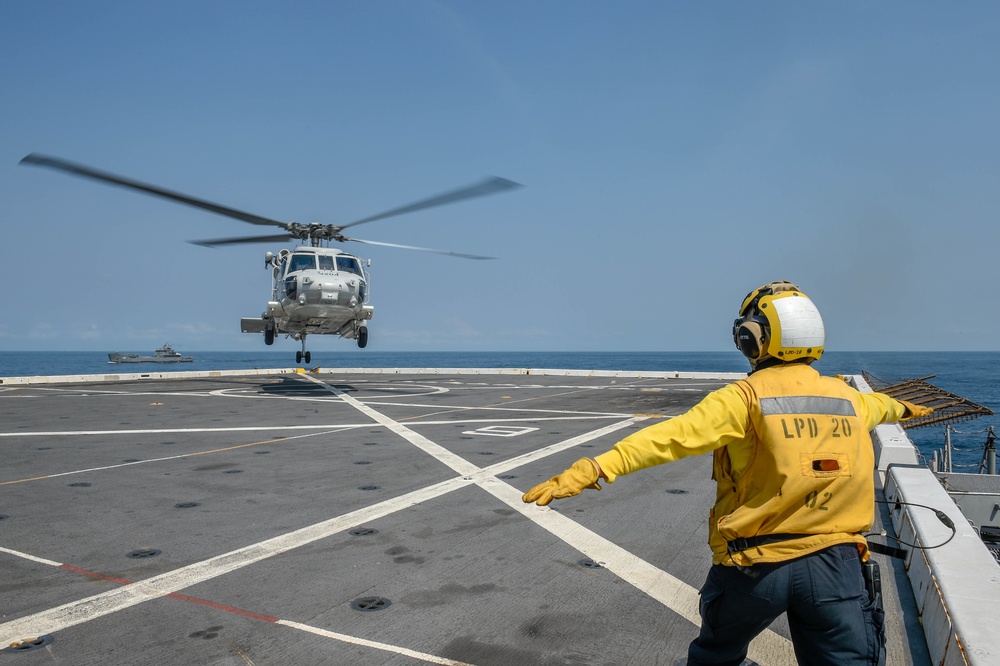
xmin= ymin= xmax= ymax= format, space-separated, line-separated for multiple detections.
xmin=594 ymin=363 xmax=906 ymax=566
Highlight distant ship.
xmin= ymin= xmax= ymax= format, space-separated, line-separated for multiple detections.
xmin=108 ymin=343 xmax=194 ymax=364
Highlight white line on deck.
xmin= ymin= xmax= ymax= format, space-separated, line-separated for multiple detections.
xmin=0 ymin=429 xmax=353 ymax=486
xmin=306 ymin=375 xmax=795 ymax=662
xmin=0 ymin=546 xmax=62 ymax=567
xmin=277 ymin=621 xmax=474 ymax=666
xmin=0 ymin=424 xmax=367 ymax=438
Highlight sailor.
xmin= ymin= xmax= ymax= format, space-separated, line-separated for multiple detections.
xmin=522 ymin=281 xmax=932 ymax=666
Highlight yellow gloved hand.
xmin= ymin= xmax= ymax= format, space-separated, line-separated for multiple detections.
xmin=522 ymin=458 xmax=601 ymax=506
xmin=899 ymin=399 xmax=933 ymax=420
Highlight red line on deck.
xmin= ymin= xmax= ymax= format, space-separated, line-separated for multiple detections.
xmin=56 ymin=563 xmax=279 ymax=624
xmin=167 ymin=593 xmax=279 ymax=623
xmin=59 ymin=564 xmax=133 ymax=586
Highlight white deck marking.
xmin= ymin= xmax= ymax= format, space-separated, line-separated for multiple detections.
xmin=461 ymin=425 xmax=539 ymax=437
xmin=305 ymin=375 xmax=482 ymax=476
xmin=365 ymin=398 xmax=632 ymax=416
xmin=478 ymin=419 xmax=645 ymax=476
xmin=477 ymin=479 xmax=795 ymax=663
xmin=277 ymin=621 xmax=474 ymax=666
xmin=0 ymin=546 xmax=62 ymax=567
xmin=304 ymin=376 xmax=794 ymax=660
xmin=0 ymin=429 xmax=354 ymax=486
xmin=0 ymin=424 xmax=368 ymax=437
xmin=410 ymin=415 xmax=636 ymax=424
xmin=0 ymin=416 xmax=625 ymax=439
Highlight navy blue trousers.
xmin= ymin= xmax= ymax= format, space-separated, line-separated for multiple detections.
xmin=688 ymin=544 xmax=885 ymax=666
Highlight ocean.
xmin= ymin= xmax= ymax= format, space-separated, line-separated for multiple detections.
xmin=1 ymin=350 xmax=996 ymax=472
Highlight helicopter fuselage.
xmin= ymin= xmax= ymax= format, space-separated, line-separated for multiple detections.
xmin=241 ymin=246 xmax=373 ymax=351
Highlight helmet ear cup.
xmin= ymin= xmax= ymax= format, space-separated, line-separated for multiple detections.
xmin=736 ymin=319 xmax=767 ymax=360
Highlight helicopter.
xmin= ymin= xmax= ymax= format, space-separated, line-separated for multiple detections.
xmin=20 ymin=153 xmax=521 ymax=364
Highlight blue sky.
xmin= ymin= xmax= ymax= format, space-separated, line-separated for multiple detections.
xmin=2 ymin=2 xmax=998 ymax=353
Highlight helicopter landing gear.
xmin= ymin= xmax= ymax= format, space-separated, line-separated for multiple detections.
xmin=264 ymin=325 xmax=275 ymax=346
xmin=357 ymin=326 xmax=368 ymax=349
xmin=296 ymin=336 xmax=311 ymax=365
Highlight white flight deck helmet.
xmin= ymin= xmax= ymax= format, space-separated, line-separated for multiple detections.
xmin=733 ymin=281 xmax=825 ymax=370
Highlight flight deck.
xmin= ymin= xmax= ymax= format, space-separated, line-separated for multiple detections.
xmin=0 ymin=369 xmax=931 ymax=665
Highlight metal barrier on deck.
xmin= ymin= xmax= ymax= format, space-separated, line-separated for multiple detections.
xmin=853 ymin=374 xmax=1000 ymax=666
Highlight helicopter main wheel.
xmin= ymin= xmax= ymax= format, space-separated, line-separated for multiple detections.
xmin=264 ymin=327 xmax=275 ymax=346
xmin=357 ymin=326 xmax=368 ymax=349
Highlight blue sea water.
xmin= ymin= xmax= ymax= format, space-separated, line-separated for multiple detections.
xmin=1 ymin=350 xmax=996 ymax=472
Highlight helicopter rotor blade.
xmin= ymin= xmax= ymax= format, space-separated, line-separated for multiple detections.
xmin=338 ymin=176 xmax=522 ymax=231
xmin=189 ymin=233 xmax=296 ymax=248
xmin=20 ymin=153 xmax=286 ymax=228
xmin=346 ymin=237 xmax=495 ymax=260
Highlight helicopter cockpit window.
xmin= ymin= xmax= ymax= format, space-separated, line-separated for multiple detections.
xmin=318 ymin=255 xmax=335 ymax=271
xmin=288 ymin=254 xmax=316 ymax=273
xmin=336 ymin=256 xmax=361 ymax=275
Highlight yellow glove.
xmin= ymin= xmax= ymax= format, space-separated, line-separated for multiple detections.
xmin=522 ymin=458 xmax=601 ymax=506
xmin=899 ymin=399 xmax=933 ymax=420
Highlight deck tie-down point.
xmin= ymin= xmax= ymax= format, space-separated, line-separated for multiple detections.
xmin=3 ymin=635 xmax=54 ymax=652
xmin=351 ymin=596 xmax=391 ymax=612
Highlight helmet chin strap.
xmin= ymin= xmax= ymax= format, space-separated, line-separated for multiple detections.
xmin=749 ymin=356 xmax=812 ymax=374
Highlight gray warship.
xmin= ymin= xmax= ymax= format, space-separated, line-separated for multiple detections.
xmin=107 ymin=342 xmax=193 ymax=364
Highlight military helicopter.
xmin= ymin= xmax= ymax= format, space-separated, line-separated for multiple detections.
xmin=20 ymin=153 xmax=521 ymax=363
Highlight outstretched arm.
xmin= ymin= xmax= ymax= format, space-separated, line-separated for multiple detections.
xmin=522 ymin=384 xmax=751 ymax=505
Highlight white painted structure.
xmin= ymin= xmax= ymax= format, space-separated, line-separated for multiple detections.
xmin=857 ymin=374 xmax=1000 ymax=666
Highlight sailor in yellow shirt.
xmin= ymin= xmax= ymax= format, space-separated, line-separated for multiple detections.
xmin=523 ymin=281 xmax=932 ymax=666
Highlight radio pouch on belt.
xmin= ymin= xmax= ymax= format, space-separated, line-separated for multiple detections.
xmin=862 ymin=560 xmax=882 ymax=607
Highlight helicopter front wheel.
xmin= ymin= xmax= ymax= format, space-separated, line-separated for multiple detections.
xmin=296 ymin=336 xmax=310 ymax=364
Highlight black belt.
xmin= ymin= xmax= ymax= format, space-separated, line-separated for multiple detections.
xmin=727 ymin=533 xmax=906 ymax=559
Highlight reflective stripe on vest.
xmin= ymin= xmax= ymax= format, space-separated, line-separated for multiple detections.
xmin=760 ymin=396 xmax=856 ymax=417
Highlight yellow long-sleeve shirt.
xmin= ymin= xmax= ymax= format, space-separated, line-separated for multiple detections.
xmin=594 ymin=363 xmax=909 ymax=565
